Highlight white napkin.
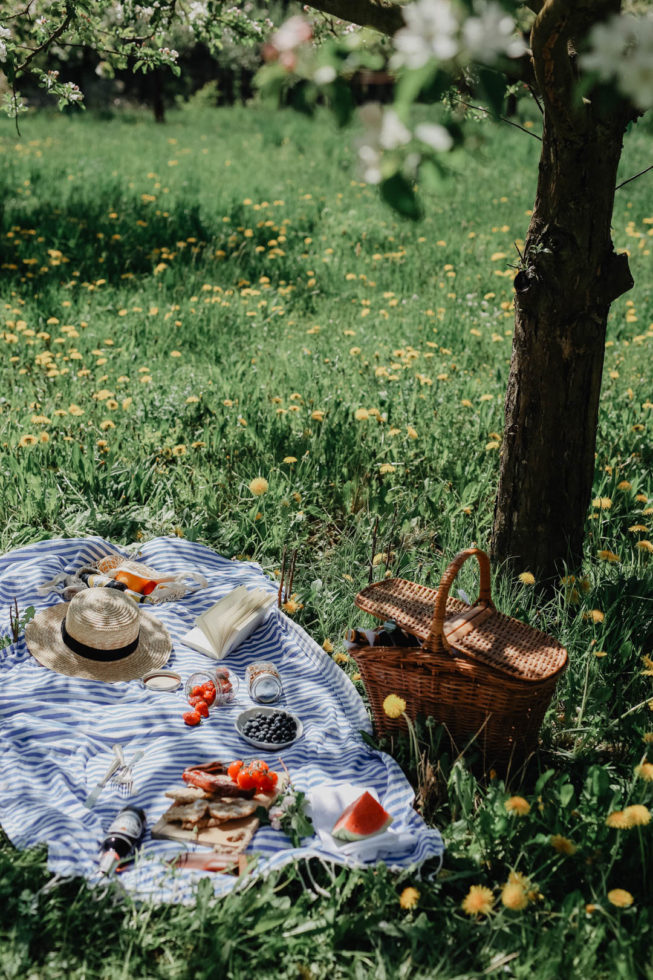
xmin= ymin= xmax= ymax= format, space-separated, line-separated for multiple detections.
xmin=307 ymin=782 xmax=417 ymax=864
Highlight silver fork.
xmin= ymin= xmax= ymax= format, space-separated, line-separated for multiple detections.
xmin=110 ymin=744 xmax=127 ymax=788
xmin=114 ymin=749 xmax=144 ymax=796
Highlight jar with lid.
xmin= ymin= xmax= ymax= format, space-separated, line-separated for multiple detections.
xmin=246 ymin=661 xmax=283 ymax=704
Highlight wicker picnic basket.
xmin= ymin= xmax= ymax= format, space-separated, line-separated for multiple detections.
xmin=352 ymin=548 xmax=568 ymax=765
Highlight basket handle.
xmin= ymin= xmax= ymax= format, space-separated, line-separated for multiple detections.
xmin=424 ymin=548 xmax=494 ymax=655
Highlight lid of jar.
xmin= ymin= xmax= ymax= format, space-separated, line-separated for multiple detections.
xmin=141 ymin=669 xmax=182 ymax=692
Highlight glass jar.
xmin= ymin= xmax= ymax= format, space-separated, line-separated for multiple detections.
xmin=246 ymin=661 xmax=283 ymax=704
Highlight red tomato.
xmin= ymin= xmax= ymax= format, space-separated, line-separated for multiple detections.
xmin=202 ymin=684 xmax=216 ymax=706
xmin=256 ymin=773 xmax=276 ymax=794
xmin=190 ymin=685 xmax=204 ymax=698
xmin=228 ymin=760 xmax=243 ymax=782
xmin=194 ymin=700 xmax=209 ymax=718
xmin=183 ymin=711 xmax=201 ymax=727
xmin=237 ymin=769 xmax=256 ymax=791
xmin=188 ymin=696 xmax=203 ymax=707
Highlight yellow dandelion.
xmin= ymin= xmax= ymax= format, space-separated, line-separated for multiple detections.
xmin=68 ymin=404 xmax=84 ymax=416
xmin=592 ymin=497 xmax=612 ymax=509
xmin=171 ymin=444 xmax=186 ymax=457
xmin=249 ymin=477 xmax=269 ymax=496
xmin=311 ymin=410 xmax=325 ymax=422
xmin=519 ymin=572 xmax=535 ymax=585
xmin=623 ymin=804 xmax=651 ymax=826
xmin=406 ymin=426 xmax=418 ymax=439
xmin=18 ymin=434 xmax=38 ymax=448
xmin=550 ymin=835 xmax=577 ymax=856
xmin=635 ymin=493 xmax=649 ymax=503
xmin=617 ymin=481 xmax=632 ymax=491
xmin=354 ymin=408 xmax=369 ymax=421
xmin=629 ymin=525 xmax=648 ymax=533
xmin=461 ymin=399 xmax=473 ymax=408
xmin=637 ymin=540 xmax=653 ymax=553
xmin=99 ymin=420 xmax=115 ymax=431
xmin=96 ymin=440 xmax=109 ymax=451
xmin=39 ymin=432 xmax=50 ymax=444
xmin=170 ymin=350 xmax=182 ymax=358
xmin=322 ymin=639 xmax=334 ymax=654
xmin=379 ymin=463 xmax=396 ymax=474
xmin=282 ymin=597 xmax=302 ymax=615
xmin=501 ymin=881 xmax=529 ymax=911
xmin=334 ymin=652 xmax=349 ymax=665
xmin=607 ymin=889 xmax=633 ymax=908
xmin=186 ymin=395 xmax=200 ymax=404
xmin=485 ymin=440 xmax=500 ymax=451
xmin=121 ymin=397 xmax=132 ymax=411
xmin=597 ymin=550 xmax=620 ymax=563
xmin=594 ymin=650 xmax=608 ymax=658
xmin=105 ymin=399 xmax=119 ymax=410
xmin=606 ymin=810 xmax=633 ymax=829
xmin=585 ymin=903 xmax=598 ymax=915
xmin=461 ymin=885 xmax=494 ymax=917
xmin=352 ymin=671 xmax=361 ymax=681
xmin=283 ymin=456 xmax=297 ymax=464
xmin=583 ymin=610 xmax=605 ymax=623
xmin=635 ymin=763 xmax=653 ymax=782
xmin=191 ymin=441 xmax=205 ymax=449
xmin=383 ymin=694 xmax=406 ymax=719
xmin=505 ymin=796 xmax=531 ymax=816
xmin=399 ymin=886 xmax=420 ymax=910
xmin=30 ymin=414 xmax=51 ymax=424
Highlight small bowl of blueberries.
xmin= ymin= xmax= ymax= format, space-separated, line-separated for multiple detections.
xmin=235 ymin=706 xmax=303 ymax=750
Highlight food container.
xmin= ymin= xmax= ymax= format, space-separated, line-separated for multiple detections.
xmin=184 ymin=668 xmax=239 ymax=706
xmin=235 ymin=707 xmax=303 ymax=750
xmin=246 ymin=661 xmax=283 ymax=704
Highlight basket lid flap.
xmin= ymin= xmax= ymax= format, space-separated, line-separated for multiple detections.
xmin=355 ymin=577 xmax=567 ymax=681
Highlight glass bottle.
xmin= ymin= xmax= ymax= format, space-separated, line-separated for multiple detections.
xmin=98 ymin=805 xmax=146 ymax=875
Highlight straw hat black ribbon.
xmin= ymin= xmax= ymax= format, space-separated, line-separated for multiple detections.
xmin=60 ymin=618 xmax=141 ymax=662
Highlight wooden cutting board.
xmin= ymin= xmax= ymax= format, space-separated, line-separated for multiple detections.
xmin=151 ymin=788 xmax=278 ymax=853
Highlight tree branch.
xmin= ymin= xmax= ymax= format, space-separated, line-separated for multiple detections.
xmin=303 ymin=0 xmax=405 ymax=37
xmin=15 ymin=2 xmax=75 ymax=74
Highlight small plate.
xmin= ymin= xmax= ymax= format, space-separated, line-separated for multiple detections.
xmin=235 ymin=707 xmax=303 ymax=751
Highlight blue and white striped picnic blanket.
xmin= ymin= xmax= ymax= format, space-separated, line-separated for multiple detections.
xmin=0 ymin=536 xmax=443 ymax=902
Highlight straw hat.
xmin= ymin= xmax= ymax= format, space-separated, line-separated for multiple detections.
xmin=25 ymin=588 xmax=172 ymax=683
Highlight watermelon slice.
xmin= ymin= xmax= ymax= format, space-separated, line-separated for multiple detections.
xmin=331 ymin=791 xmax=393 ymax=842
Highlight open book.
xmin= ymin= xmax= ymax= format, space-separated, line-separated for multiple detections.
xmin=181 ymin=586 xmax=275 ymax=660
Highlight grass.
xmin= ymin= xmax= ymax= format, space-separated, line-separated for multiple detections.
xmin=0 ymin=102 xmax=652 ymax=978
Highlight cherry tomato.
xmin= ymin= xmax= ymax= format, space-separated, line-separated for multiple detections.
xmin=237 ymin=769 xmax=257 ymax=791
xmin=194 ymin=700 xmax=209 ymax=718
xmin=183 ymin=711 xmax=201 ymax=727
xmin=228 ymin=760 xmax=243 ymax=782
xmin=188 ymin=696 xmax=203 ymax=708
xmin=201 ymin=683 xmax=216 ymax=706
xmin=190 ymin=685 xmax=204 ymax=698
xmin=256 ymin=773 xmax=276 ymax=794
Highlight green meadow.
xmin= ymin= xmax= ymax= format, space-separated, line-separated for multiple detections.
xmin=1 ymin=104 xmax=653 ymax=978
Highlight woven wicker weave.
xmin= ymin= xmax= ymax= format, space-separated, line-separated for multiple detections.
xmin=351 ymin=548 xmax=568 ymax=763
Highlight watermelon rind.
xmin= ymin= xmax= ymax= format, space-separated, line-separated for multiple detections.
xmin=331 ymin=791 xmax=393 ymax=842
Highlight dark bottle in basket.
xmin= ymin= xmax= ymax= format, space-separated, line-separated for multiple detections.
xmin=98 ymin=805 xmax=146 ymax=875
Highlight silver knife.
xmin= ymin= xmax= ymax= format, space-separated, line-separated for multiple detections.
xmin=84 ymin=748 xmax=123 ymax=809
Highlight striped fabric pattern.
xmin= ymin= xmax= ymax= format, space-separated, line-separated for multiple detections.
xmin=0 ymin=536 xmax=443 ymax=902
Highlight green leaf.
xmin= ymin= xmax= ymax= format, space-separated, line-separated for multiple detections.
xmin=380 ymin=173 xmax=422 ymax=221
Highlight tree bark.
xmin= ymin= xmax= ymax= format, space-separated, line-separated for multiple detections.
xmin=490 ymin=4 xmax=634 ymax=582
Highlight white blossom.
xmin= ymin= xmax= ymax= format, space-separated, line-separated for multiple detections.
xmin=392 ymin=0 xmax=459 ymax=70
xmin=313 ymin=65 xmax=336 ymax=85
xmin=271 ymin=16 xmax=312 ymax=54
xmin=581 ymin=13 xmax=653 ymax=110
xmin=0 ymin=24 xmax=9 ymax=61
xmin=462 ymin=2 xmax=527 ymax=63
xmin=356 ymin=104 xmax=411 ymax=184
xmin=415 ymin=121 xmax=453 ymax=151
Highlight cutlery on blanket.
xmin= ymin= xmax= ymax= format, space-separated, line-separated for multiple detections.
xmin=110 ymin=744 xmax=127 ymax=788
xmin=84 ymin=747 xmax=125 ymax=809
xmin=114 ymin=749 xmax=145 ymax=796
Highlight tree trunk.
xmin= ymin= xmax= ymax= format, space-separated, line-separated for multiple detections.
xmin=490 ymin=112 xmax=633 ymax=581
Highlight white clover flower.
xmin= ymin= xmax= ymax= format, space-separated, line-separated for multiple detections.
xmin=415 ymin=121 xmax=453 ymax=151
xmin=462 ymin=2 xmax=526 ymax=63
xmin=392 ymin=0 xmax=459 ymax=69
